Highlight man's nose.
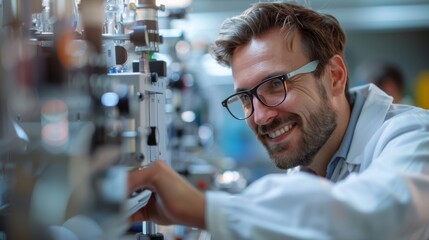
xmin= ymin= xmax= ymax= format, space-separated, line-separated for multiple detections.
xmin=252 ymin=97 xmax=276 ymax=125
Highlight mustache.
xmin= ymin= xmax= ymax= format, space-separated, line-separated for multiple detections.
xmin=257 ymin=114 xmax=300 ymax=135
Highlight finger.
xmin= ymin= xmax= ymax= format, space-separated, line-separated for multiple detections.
xmin=129 ymin=210 xmax=144 ymax=222
xmin=129 ymin=207 xmax=153 ymax=223
xmin=127 ymin=161 xmax=167 ymax=194
xmin=127 ymin=167 xmax=151 ymax=194
xmin=129 ymin=195 xmax=156 ymax=222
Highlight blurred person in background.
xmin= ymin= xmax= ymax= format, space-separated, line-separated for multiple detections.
xmin=362 ymin=61 xmax=414 ymax=105
xmin=128 ymin=2 xmax=429 ymax=239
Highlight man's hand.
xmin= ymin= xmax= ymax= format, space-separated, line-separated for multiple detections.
xmin=128 ymin=161 xmax=206 ymax=229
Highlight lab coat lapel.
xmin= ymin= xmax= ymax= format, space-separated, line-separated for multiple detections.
xmin=346 ymin=84 xmax=393 ymax=165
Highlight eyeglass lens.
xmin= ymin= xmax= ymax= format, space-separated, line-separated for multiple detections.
xmin=226 ymin=77 xmax=286 ymax=119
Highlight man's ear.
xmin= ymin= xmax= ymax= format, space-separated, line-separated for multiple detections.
xmin=327 ymin=54 xmax=348 ymax=96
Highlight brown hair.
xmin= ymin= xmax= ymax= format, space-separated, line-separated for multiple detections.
xmin=210 ymin=2 xmax=347 ymax=79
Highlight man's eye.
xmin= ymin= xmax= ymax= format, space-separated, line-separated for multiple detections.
xmin=271 ymin=79 xmax=283 ymax=88
xmin=240 ymin=94 xmax=250 ymax=103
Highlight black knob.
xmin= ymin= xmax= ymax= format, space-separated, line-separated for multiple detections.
xmin=136 ymin=233 xmax=164 ymax=240
xmin=147 ymin=126 xmax=158 ymax=146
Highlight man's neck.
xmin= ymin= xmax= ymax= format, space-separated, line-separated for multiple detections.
xmin=308 ymin=101 xmax=351 ymax=177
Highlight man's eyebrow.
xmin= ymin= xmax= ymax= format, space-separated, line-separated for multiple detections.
xmin=234 ymin=73 xmax=285 ymax=93
xmin=235 ymin=87 xmax=248 ymax=93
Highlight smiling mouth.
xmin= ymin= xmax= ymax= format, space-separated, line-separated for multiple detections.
xmin=267 ymin=123 xmax=296 ymax=139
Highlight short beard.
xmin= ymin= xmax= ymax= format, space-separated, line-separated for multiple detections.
xmin=258 ymin=87 xmax=338 ymax=170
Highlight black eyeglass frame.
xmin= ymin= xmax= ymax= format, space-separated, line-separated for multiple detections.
xmin=222 ymin=60 xmax=320 ymax=120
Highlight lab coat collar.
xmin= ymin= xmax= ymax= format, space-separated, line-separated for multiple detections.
xmin=344 ymin=84 xmax=393 ymax=165
xmin=326 ymin=86 xmax=364 ymax=179
xmin=326 ymin=84 xmax=393 ymax=179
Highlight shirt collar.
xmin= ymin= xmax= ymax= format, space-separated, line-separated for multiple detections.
xmin=326 ymin=89 xmax=366 ymax=179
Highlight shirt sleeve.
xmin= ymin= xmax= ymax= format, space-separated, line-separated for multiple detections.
xmin=205 ymin=110 xmax=429 ymax=240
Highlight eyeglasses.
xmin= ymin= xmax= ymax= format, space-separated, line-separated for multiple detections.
xmin=222 ymin=60 xmax=319 ymax=120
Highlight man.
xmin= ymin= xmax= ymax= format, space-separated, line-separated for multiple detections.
xmin=128 ymin=2 xmax=429 ymax=239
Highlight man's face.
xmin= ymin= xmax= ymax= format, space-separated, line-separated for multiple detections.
xmin=230 ymin=28 xmax=337 ymax=169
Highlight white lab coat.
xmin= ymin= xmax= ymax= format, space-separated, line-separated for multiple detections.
xmin=206 ymin=84 xmax=429 ymax=240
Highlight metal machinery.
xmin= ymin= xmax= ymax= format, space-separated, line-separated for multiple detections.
xmin=0 ymin=0 xmax=168 ymax=239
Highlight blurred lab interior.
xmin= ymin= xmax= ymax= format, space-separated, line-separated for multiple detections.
xmin=1 ymin=0 xmax=429 ymax=239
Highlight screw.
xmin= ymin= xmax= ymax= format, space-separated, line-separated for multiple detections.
xmin=137 ymin=92 xmax=144 ymax=101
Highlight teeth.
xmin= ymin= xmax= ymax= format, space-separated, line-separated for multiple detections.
xmin=268 ymin=124 xmax=293 ymax=138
